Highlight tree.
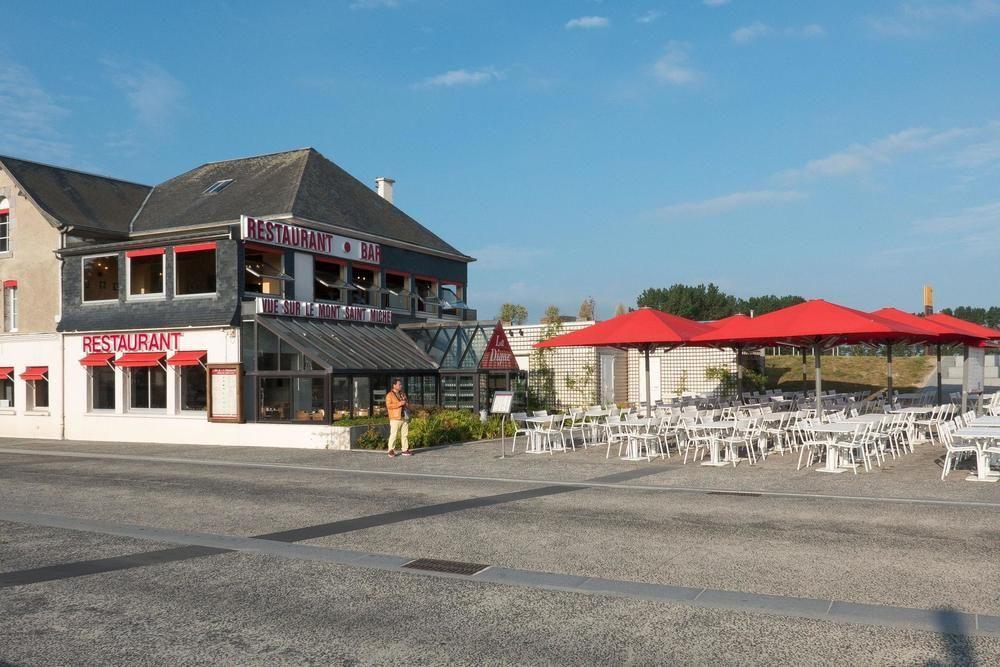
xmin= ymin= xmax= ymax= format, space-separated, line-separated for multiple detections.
xmin=497 ymin=303 xmax=528 ymax=325
xmin=614 ymin=303 xmax=627 ymax=317
xmin=541 ymin=305 xmax=562 ymax=324
xmin=577 ymin=296 xmax=596 ymax=321
xmin=637 ymin=283 xmax=736 ymax=321
xmin=737 ymin=294 xmax=806 ymax=317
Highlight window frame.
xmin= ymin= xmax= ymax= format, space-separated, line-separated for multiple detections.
xmin=177 ymin=364 xmax=208 ymax=413
xmin=382 ymin=271 xmax=411 ymax=311
xmin=349 ymin=264 xmax=379 ymax=307
xmin=314 ymin=257 xmax=347 ymax=304
xmin=27 ymin=378 xmax=49 ymax=412
xmin=173 ymin=245 xmax=218 ymax=299
xmin=2 ymin=284 xmax=16 ymax=333
xmin=126 ymin=251 xmax=166 ymax=301
xmin=81 ymin=253 xmax=121 ymax=304
xmin=126 ymin=365 xmax=168 ymax=413
xmin=414 ymin=276 xmax=439 ymax=315
xmin=243 ymin=245 xmax=290 ymax=298
xmin=0 ymin=200 xmax=10 ymax=255
xmin=0 ymin=377 xmax=13 ymax=410
xmin=88 ymin=365 xmax=117 ymax=412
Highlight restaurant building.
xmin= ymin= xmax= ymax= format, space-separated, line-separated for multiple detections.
xmin=1 ymin=148 xmax=519 ymax=448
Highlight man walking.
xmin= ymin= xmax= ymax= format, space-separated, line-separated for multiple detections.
xmin=386 ymin=378 xmax=411 ymax=457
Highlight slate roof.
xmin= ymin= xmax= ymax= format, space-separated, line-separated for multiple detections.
xmin=0 ymin=155 xmax=151 ymax=235
xmin=131 ymin=148 xmax=470 ymax=260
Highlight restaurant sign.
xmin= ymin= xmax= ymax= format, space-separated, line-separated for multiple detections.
xmin=479 ymin=322 xmax=518 ymax=370
xmin=241 ymin=215 xmax=381 ymax=264
xmin=256 ymin=297 xmax=393 ymax=325
xmin=83 ymin=331 xmax=182 ymax=353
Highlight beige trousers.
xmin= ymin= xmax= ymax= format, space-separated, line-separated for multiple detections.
xmin=388 ymin=419 xmax=409 ymax=452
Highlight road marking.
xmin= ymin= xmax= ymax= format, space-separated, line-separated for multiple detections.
xmin=2 ymin=447 xmax=998 ymax=509
xmin=0 ymin=509 xmax=994 ymax=638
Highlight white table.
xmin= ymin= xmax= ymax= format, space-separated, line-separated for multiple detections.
xmin=809 ymin=422 xmax=864 ymax=473
xmin=969 ymin=416 xmax=1000 ymax=426
xmin=582 ymin=410 xmax=611 ymax=446
xmin=953 ymin=426 xmax=1000 ymax=482
xmin=889 ymin=406 xmax=934 ymax=415
xmin=698 ymin=420 xmax=738 ymax=467
xmin=847 ymin=414 xmax=887 ymax=424
xmin=525 ymin=416 xmax=559 ymax=453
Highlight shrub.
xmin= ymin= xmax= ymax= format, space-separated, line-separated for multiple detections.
xmin=354 ymin=425 xmax=387 ymax=450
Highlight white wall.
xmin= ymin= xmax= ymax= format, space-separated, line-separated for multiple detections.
xmin=0 ymin=333 xmax=63 ymax=439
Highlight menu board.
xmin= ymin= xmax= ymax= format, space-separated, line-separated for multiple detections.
xmin=490 ymin=391 xmax=514 ymax=415
xmin=207 ymin=364 xmax=243 ymax=423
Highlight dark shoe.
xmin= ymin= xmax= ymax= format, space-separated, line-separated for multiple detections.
xmin=402 ymin=451 xmax=413 ymax=457
xmin=387 ymin=450 xmax=396 ymax=458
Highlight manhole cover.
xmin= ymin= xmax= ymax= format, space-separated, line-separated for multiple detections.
xmin=402 ymin=558 xmax=489 ymax=576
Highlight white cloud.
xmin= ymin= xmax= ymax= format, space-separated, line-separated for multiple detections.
xmin=867 ymin=0 xmax=1000 ymax=36
xmin=778 ymin=127 xmax=973 ymax=182
xmin=636 ymin=10 xmax=663 ymax=24
xmin=103 ymin=59 xmax=186 ymax=129
xmin=655 ymin=190 xmax=805 ymax=220
xmin=412 ymin=67 xmax=505 ymax=89
xmin=565 ymin=16 xmax=610 ymax=29
xmin=912 ymin=201 xmax=1000 ymax=233
xmin=703 ymin=0 xmax=731 ymax=6
xmin=652 ymin=42 xmax=699 ymax=85
xmin=731 ymin=21 xmax=772 ymax=43
xmin=0 ymin=60 xmax=72 ymax=162
xmin=349 ymin=0 xmax=400 ymax=8
xmin=733 ymin=22 xmax=825 ymax=43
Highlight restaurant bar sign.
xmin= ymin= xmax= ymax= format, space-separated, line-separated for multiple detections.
xmin=479 ymin=322 xmax=518 ymax=370
xmin=83 ymin=332 xmax=182 ymax=353
xmin=241 ymin=215 xmax=381 ymax=263
xmin=257 ymin=298 xmax=393 ymax=325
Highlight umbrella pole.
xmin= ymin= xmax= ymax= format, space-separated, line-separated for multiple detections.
xmin=814 ymin=343 xmax=823 ymax=416
xmin=736 ymin=347 xmax=744 ymax=403
xmin=644 ymin=346 xmax=653 ymax=418
xmin=886 ymin=344 xmax=894 ymax=408
xmin=936 ymin=344 xmax=942 ymax=406
xmin=961 ymin=345 xmax=969 ymax=414
xmin=801 ymin=347 xmax=808 ymax=391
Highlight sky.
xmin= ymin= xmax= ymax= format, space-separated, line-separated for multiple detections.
xmin=2 ymin=0 xmax=999 ymax=322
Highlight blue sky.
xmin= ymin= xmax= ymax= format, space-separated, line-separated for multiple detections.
xmin=2 ymin=1 xmax=999 ymax=321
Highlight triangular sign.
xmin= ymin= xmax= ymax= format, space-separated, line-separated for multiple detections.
xmin=479 ymin=322 xmax=519 ymax=370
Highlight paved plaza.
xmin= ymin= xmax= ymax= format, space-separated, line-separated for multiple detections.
xmin=1 ymin=436 xmax=998 ymax=665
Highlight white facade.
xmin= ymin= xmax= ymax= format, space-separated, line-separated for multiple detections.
xmin=0 ymin=333 xmax=63 ymax=439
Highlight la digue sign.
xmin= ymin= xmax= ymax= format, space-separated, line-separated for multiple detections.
xmin=241 ymin=215 xmax=381 ymax=264
xmin=257 ymin=298 xmax=393 ymax=325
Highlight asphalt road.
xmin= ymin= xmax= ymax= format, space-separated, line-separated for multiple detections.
xmin=1 ymin=436 xmax=998 ymax=666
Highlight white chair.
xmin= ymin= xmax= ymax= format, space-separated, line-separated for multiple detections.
xmin=511 ymin=412 xmax=531 ymax=453
xmin=940 ymin=423 xmax=978 ymax=480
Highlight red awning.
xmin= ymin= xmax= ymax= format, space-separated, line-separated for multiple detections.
xmin=870 ymin=308 xmax=979 ymax=345
xmin=80 ymin=353 xmax=115 ymax=367
xmin=167 ymin=350 xmax=207 ymax=367
xmin=690 ymin=299 xmax=929 ymax=348
xmin=126 ymin=247 xmax=165 ymax=258
xmin=0 ymin=367 xmax=13 ymax=380
xmin=19 ymin=366 xmax=48 ymax=381
xmin=116 ymin=352 xmax=166 ymax=368
xmin=174 ymin=242 xmax=216 ymax=254
xmin=925 ymin=313 xmax=1000 ymax=342
xmin=534 ymin=307 xmax=712 ymax=350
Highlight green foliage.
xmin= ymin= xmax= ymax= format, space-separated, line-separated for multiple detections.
xmin=354 ymin=425 xmax=387 ymax=450
xmin=674 ymin=369 xmax=688 ymax=397
xmin=353 ymin=409 xmax=516 ymax=450
xmin=705 ymin=365 xmax=766 ymax=398
xmin=577 ymin=296 xmax=596 ymax=321
xmin=529 ymin=317 xmax=563 ymax=410
xmin=564 ymin=363 xmax=596 ymax=406
xmin=939 ymin=306 xmax=1000 ymax=328
xmin=497 ymin=302 xmax=528 ymax=325
xmin=636 ymin=283 xmax=805 ymax=321
xmin=541 ymin=305 xmax=562 ymax=324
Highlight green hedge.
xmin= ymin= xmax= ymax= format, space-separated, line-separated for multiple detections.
xmin=353 ymin=409 xmax=516 ymax=450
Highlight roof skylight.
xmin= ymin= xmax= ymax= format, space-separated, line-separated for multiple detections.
xmin=202 ymin=179 xmax=234 ymax=194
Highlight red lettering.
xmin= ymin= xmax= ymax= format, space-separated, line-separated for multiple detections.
xmin=83 ymin=337 xmax=92 ymax=353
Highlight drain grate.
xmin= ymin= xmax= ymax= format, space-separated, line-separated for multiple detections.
xmin=402 ymin=558 xmax=489 ymax=576
xmin=706 ymin=491 xmax=761 ymax=498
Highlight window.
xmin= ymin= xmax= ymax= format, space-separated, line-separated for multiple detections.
xmin=2 ymin=283 xmax=15 ymax=332
xmin=28 ymin=379 xmax=49 ymax=410
xmin=175 ymin=245 xmax=217 ymax=296
xmin=0 ymin=198 xmax=9 ymax=253
xmin=382 ymin=272 xmax=410 ymax=310
xmin=0 ymin=376 xmax=13 ymax=409
xmin=292 ymin=377 xmax=325 ymax=421
xmin=350 ymin=266 xmax=377 ymax=306
xmin=440 ymin=283 xmax=466 ymax=317
xmin=127 ymin=250 xmax=165 ymax=297
xmin=202 ymin=179 xmax=234 ymax=194
xmin=415 ymin=278 xmax=437 ymax=314
xmin=352 ymin=376 xmax=371 ymax=417
xmin=331 ymin=376 xmax=350 ymax=420
xmin=129 ymin=366 xmax=167 ymax=410
xmin=90 ymin=366 xmax=116 ymax=411
xmin=245 ymin=247 xmax=288 ymax=296
xmin=83 ymin=255 xmax=119 ymax=302
xmin=179 ymin=365 xmax=207 ymax=411
xmin=314 ymin=260 xmax=344 ymax=302
xmin=259 ymin=377 xmax=291 ymax=421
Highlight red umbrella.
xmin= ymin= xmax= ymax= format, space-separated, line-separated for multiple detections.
xmin=534 ymin=308 xmax=712 ymax=415
xmin=691 ymin=300 xmax=929 ymax=412
xmin=925 ymin=312 xmax=1000 ymax=342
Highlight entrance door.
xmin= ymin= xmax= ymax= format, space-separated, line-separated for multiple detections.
xmin=600 ymin=354 xmax=615 ymax=406
xmin=637 ymin=356 xmax=662 ymax=405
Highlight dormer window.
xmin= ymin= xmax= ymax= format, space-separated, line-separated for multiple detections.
xmin=202 ymin=179 xmax=234 ymax=194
